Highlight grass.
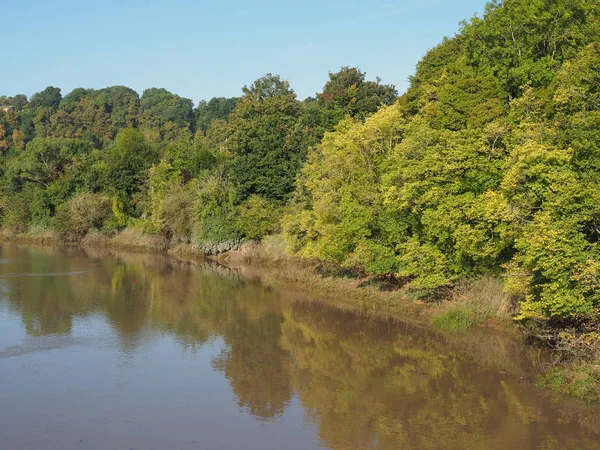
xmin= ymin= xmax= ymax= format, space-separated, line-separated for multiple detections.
xmin=98 ymin=226 xmax=169 ymax=251
xmin=430 ymin=276 xmax=516 ymax=332
xmin=538 ymin=364 xmax=600 ymax=403
xmin=432 ymin=308 xmax=475 ymax=331
xmin=0 ymin=225 xmax=60 ymax=245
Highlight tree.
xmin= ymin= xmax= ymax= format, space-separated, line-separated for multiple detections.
xmin=0 ymin=124 xmax=8 ymax=154
xmin=284 ymin=104 xmax=406 ymax=274
xmin=30 ymin=86 xmax=62 ymax=109
xmin=499 ymin=141 xmax=600 ymax=320
xmin=0 ymin=94 xmax=28 ymax=111
xmin=97 ymin=86 xmax=140 ymax=130
xmin=140 ymin=88 xmax=194 ymax=129
xmin=195 ymin=97 xmax=238 ymax=133
xmin=318 ymin=67 xmax=397 ymax=120
xmin=553 ymin=43 xmax=600 ymax=177
xmin=11 ymin=137 xmax=91 ymax=188
xmin=104 ymin=128 xmax=156 ymax=199
xmin=193 ymin=170 xmax=242 ymax=253
xmin=242 ymin=73 xmax=294 ymax=101
xmin=59 ymin=88 xmax=95 ymax=113
xmin=459 ymin=0 xmax=596 ymax=97
xmin=226 ymin=75 xmax=309 ymax=202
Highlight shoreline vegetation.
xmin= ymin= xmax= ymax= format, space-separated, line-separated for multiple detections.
xmin=2 ymin=0 xmax=600 ymax=401
xmin=2 ymin=229 xmax=600 ymax=403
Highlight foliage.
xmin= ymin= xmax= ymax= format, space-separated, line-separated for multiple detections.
xmin=10 ymin=137 xmax=91 ymax=188
xmin=193 ymin=171 xmax=242 ymax=254
xmin=103 ymin=128 xmax=156 ymax=200
xmin=283 ymin=104 xmax=405 ymax=270
xmin=195 ymin=97 xmax=238 ymax=132
xmin=284 ymin=0 xmax=600 ymax=321
xmin=160 ymin=187 xmax=195 ymax=243
xmin=52 ymin=192 xmax=113 ymax=236
xmin=236 ymin=195 xmax=280 ymax=241
xmin=1 ymin=0 xmax=599 ymax=324
xmin=538 ymin=364 xmax=600 ymax=402
xmin=146 ymin=160 xmax=182 ymax=234
xmin=29 ymin=86 xmax=62 ymax=109
xmin=318 ymin=66 xmax=398 ymax=121
xmin=226 ymin=75 xmax=309 ymax=202
xmin=432 ymin=308 xmax=475 ymax=331
xmin=1 ymin=189 xmax=33 ymax=228
xmin=140 ymin=87 xmax=194 ymax=129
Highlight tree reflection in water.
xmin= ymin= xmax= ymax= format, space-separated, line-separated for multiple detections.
xmin=1 ymin=243 xmax=599 ymax=450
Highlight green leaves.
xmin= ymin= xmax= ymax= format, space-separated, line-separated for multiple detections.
xmin=510 ymin=212 xmax=600 ymax=320
xmin=283 ymin=103 xmax=405 ymax=271
xmin=140 ymin=87 xmax=194 ymax=129
xmin=226 ymin=76 xmax=308 ymax=202
xmin=318 ymin=67 xmax=398 ymax=121
xmin=193 ymin=171 xmax=242 ymax=253
xmin=12 ymin=137 xmax=91 ymax=188
xmin=104 ymin=128 xmax=156 ymax=198
xmin=236 ymin=195 xmax=280 ymax=241
xmin=1 ymin=0 xmax=599 ymax=323
xmin=283 ymin=0 xmax=600 ymax=319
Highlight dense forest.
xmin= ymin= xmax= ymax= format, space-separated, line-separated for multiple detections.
xmin=1 ymin=0 xmax=599 ymax=324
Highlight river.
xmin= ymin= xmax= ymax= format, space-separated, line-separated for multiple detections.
xmin=0 ymin=244 xmax=599 ymax=450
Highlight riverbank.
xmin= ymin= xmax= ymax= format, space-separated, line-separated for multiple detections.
xmin=1 ymin=226 xmax=599 ymax=402
xmin=0 ymin=227 xmax=514 ymax=327
xmin=4 ymin=241 xmax=600 ymax=448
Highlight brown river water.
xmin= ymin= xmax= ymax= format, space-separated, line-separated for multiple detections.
xmin=1 ymin=244 xmax=599 ymax=450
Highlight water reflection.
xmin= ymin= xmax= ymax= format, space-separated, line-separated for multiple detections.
xmin=1 ymin=244 xmax=599 ymax=450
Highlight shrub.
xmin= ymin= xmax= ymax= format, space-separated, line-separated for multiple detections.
xmin=102 ymin=196 xmax=128 ymax=232
xmin=52 ymin=193 xmax=113 ymax=236
xmin=146 ymin=160 xmax=181 ymax=235
xmin=1 ymin=191 xmax=31 ymax=228
xmin=236 ymin=195 xmax=280 ymax=241
xmin=162 ymin=187 xmax=194 ymax=243
xmin=193 ymin=172 xmax=242 ymax=254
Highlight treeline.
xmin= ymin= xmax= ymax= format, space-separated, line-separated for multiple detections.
xmin=2 ymin=0 xmax=600 ymax=322
xmin=0 ymin=69 xmax=397 ymax=254
xmin=285 ymin=0 xmax=600 ymax=323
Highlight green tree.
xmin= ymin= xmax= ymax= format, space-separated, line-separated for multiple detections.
xmin=104 ymin=128 xmax=156 ymax=200
xmin=193 ymin=171 xmax=242 ymax=253
xmin=318 ymin=67 xmax=398 ymax=120
xmin=226 ymin=75 xmax=309 ymax=202
xmin=10 ymin=137 xmax=91 ymax=189
xmin=29 ymin=86 xmax=62 ymax=109
xmin=284 ymin=104 xmax=406 ymax=274
xmin=140 ymin=87 xmax=194 ymax=129
xmin=195 ymin=97 xmax=238 ymax=133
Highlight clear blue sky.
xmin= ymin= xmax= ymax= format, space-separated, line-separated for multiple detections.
xmin=1 ymin=0 xmax=486 ymax=104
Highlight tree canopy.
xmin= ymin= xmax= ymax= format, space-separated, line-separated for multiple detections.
xmin=2 ymin=0 xmax=600 ymax=323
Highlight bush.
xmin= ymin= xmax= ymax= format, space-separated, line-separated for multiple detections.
xmin=146 ymin=160 xmax=181 ymax=235
xmin=102 ymin=196 xmax=128 ymax=232
xmin=162 ymin=187 xmax=194 ymax=243
xmin=236 ymin=195 xmax=280 ymax=241
xmin=52 ymin=193 xmax=113 ymax=237
xmin=193 ymin=172 xmax=243 ymax=254
xmin=1 ymin=191 xmax=31 ymax=228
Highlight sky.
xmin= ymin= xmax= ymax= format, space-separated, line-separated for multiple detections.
xmin=1 ymin=0 xmax=486 ymax=104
